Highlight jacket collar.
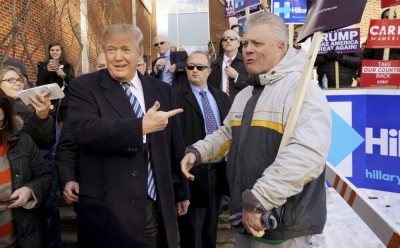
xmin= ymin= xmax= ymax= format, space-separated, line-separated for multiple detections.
xmin=99 ymin=70 xmax=157 ymax=117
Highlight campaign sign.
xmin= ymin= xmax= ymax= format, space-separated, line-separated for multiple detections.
xmin=234 ymin=0 xmax=260 ymax=13
xmin=381 ymin=0 xmax=400 ymax=8
xmin=318 ymin=28 xmax=360 ymax=54
xmin=326 ymin=89 xmax=400 ymax=193
xmin=235 ymin=3 xmax=261 ymax=18
xmin=238 ymin=16 xmax=247 ymax=32
xmin=361 ymin=60 xmax=400 ymax=87
xmin=226 ymin=0 xmax=235 ymax=18
xmin=366 ymin=19 xmax=400 ymax=48
xmin=271 ymin=0 xmax=307 ymax=24
xmin=296 ymin=0 xmax=367 ymax=43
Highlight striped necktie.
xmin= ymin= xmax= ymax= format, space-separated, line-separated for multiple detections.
xmin=199 ymin=90 xmax=218 ymax=134
xmin=122 ymin=83 xmax=157 ymax=200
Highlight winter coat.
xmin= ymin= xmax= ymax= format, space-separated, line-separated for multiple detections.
xmin=315 ymin=52 xmax=362 ymax=88
xmin=12 ymin=100 xmax=56 ymax=150
xmin=68 ymin=70 xmax=190 ymax=248
xmin=36 ymin=61 xmax=75 ymax=107
xmin=7 ymin=131 xmax=52 ymax=247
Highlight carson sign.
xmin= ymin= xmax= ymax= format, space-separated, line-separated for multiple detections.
xmin=381 ymin=0 xmax=400 ymax=8
xmin=361 ymin=60 xmax=400 ymax=87
xmin=366 ymin=19 xmax=400 ymax=48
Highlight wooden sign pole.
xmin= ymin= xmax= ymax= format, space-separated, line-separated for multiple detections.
xmin=383 ymin=7 xmax=395 ymax=60
xmin=288 ymin=24 xmax=294 ymax=48
xmin=335 ymin=61 xmax=340 ymax=89
xmin=278 ymin=31 xmax=324 ymax=152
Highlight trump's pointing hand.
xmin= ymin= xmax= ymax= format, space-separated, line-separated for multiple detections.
xmin=143 ymin=101 xmax=183 ymax=135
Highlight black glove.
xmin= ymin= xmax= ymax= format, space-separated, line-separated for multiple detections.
xmin=326 ymin=50 xmax=341 ymax=61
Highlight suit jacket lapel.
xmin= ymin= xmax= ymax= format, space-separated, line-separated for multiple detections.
xmin=182 ymin=81 xmax=203 ymax=117
xmin=209 ymin=86 xmax=227 ymax=123
xmin=100 ymin=70 xmax=135 ymax=118
xmin=169 ymin=51 xmax=176 ymax=65
xmin=232 ymin=52 xmax=243 ymax=68
xmin=140 ymin=73 xmax=158 ymax=112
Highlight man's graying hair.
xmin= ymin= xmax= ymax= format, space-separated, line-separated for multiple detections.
xmin=246 ymin=12 xmax=288 ymax=49
xmin=101 ymin=24 xmax=144 ymax=56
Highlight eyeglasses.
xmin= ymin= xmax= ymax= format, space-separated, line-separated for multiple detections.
xmin=222 ymin=36 xmax=238 ymax=42
xmin=154 ymin=41 xmax=166 ymax=47
xmin=1 ymin=77 xmax=24 ymax=84
xmin=186 ymin=64 xmax=209 ymax=71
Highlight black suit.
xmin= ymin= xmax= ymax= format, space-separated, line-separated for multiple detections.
xmin=151 ymin=50 xmax=188 ymax=88
xmin=68 ymin=70 xmax=190 ymax=248
xmin=174 ymin=81 xmax=231 ymax=248
xmin=208 ymin=52 xmax=249 ymax=102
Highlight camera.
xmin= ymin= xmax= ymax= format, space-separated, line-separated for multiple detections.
xmin=49 ymin=59 xmax=57 ymax=65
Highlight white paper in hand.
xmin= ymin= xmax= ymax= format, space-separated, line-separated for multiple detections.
xmin=17 ymin=83 xmax=65 ymax=105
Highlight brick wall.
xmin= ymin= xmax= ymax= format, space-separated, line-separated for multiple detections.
xmin=0 ymin=0 xmax=82 ymax=83
xmin=86 ymin=0 xmax=133 ymax=72
xmin=136 ymin=0 xmax=158 ymax=67
xmin=209 ymin=0 xmax=230 ymax=55
xmin=0 ymin=0 xmax=156 ymax=82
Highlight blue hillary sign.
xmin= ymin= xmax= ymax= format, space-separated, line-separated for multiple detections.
xmin=271 ymin=0 xmax=307 ymax=24
xmin=326 ymin=89 xmax=400 ymax=193
xmin=234 ymin=0 xmax=260 ymax=13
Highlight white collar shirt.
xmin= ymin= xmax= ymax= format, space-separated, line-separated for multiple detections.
xmin=221 ymin=54 xmax=236 ymax=93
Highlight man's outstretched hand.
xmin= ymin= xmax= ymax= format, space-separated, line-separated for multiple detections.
xmin=181 ymin=152 xmax=196 ymax=180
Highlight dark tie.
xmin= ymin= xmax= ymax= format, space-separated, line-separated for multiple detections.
xmin=199 ymin=90 xmax=218 ymax=135
xmin=122 ymin=83 xmax=157 ymax=200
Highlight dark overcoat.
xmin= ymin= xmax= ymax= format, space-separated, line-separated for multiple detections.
xmin=207 ymin=52 xmax=249 ymax=102
xmin=68 ymin=69 xmax=190 ymax=248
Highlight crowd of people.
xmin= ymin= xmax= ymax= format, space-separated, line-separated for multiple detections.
xmin=1 ymin=7 xmax=395 ymax=248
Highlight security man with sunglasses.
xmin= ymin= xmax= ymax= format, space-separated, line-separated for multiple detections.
xmin=208 ymin=29 xmax=249 ymax=102
xmin=174 ymin=51 xmax=231 ymax=248
xmin=151 ymin=35 xmax=188 ymax=88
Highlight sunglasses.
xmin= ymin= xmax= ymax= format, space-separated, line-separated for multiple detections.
xmin=384 ymin=15 xmax=397 ymax=19
xmin=154 ymin=41 xmax=166 ymax=47
xmin=222 ymin=36 xmax=238 ymax=42
xmin=186 ymin=64 xmax=209 ymax=71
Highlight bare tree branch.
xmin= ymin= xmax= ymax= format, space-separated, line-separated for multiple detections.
xmin=67 ymin=0 xmax=83 ymax=75
xmin=0 ymin=0 xmax=31 ymax=61
xmin=3 ymin=0 xmax=21 ymax=61
xmin=37 ymin=1 xmax=55 ymax=53
xmin=20 ymin=0 xmax=37 ymax=74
